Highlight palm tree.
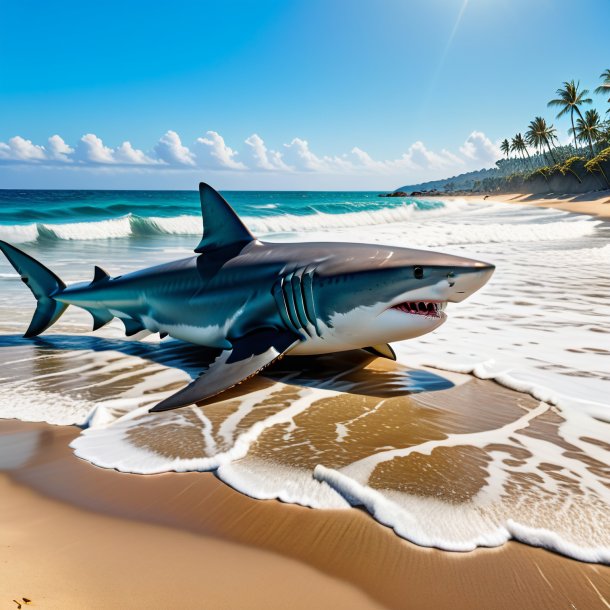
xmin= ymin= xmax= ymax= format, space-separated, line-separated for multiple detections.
xmin=509 ymin=136 xmax=520 ymax=161
xmin=571 ymin=109 xmax=604 ymax=156
xmin=595 ymin=69 xmax=610 ymax=111
xmin=515 ymin=133 xmax=532 ymax=164
xmin=526 ymin=117 xmax=557 ymax=165
xmin=548 ymin=80 xmax=592 ymax=151
xmin=510 ymin=133 xmax=532 ymax=169
xmin=500 ymin=139 xmax=510 ymax=159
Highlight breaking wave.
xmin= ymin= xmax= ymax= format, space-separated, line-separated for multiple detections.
xmin=0 ymin=201 xmax=600 ymax=246
xmin=0 ymin=204 xmax=451 ymax=243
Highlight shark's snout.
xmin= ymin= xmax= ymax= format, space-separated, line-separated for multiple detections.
xmin=448 ymin=262 xmax=495 ymax=302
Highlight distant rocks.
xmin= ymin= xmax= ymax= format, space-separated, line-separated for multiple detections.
xmin=378 ymin=191 xmax=408 ymax=197
xmin=378 ymin=189 xmax=443 ymax=197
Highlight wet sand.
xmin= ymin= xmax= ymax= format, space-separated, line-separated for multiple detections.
xmin=446 ymin=190 xmax=610 ymax=220
xmin=2 ymin=410 xmax=609 ymax=609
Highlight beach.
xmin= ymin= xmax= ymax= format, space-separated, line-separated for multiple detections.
xmin=3 ymin=411 xmax=609 ymax=610
xmin=1 ymin=189 xmax=609 ymax=608
xmin=444 ymin=189 xmax=610 ymax=220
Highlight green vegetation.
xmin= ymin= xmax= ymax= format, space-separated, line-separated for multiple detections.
xmin=572 ymin=109 xmax=604 ymax=156
xmin=493 ymin=70 xmax=610 ymax=191
xmin=584 ymin=146 xmax=610 ymax=184
xmin=594 ymin=69 xmax=610 ymax=106
xmin=548 ymin=80 xmax=592 ymax=152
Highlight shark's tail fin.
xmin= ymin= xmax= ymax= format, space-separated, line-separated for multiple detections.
xmin=0 ymin=240 xmax=68 ymax=337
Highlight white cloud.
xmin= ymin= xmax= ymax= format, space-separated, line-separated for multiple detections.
xmin=283 ymin=138 xmax=353 ymax=173
xmin=154 ymin=130 xmax=195 ymax=166
xmin=115 ymin=141 xmax=158 ymax=165
xmin=348 ymin=141 xmax=461 ymax=174
xmin=75 ymin=133 xmax=116 ymax=164
xmin=281 ymin=138 xmax=463 ymax=175
xmin=406 ymin=140 xmax=463 ymax=170
xmin=244 ymin=133 xmax=290 ymax=171
xmin=196 ymin=131 xmax=246 ymax=170
xmin=350 ymin=146 xmax=392 ymax=172
xmin=459 ymin=130 xmax=500 ymax=164
xmin=47 ymin=135 xmax=73 ymax=161
xmin=0 ymin=136 xmax=47 ymax=161
xmin=72 ymin=134 xmax=160 ymax=166
xmin=0 ymin=129 xmax=501 ymax=187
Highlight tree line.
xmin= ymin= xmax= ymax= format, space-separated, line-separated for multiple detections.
xmin=495 ymin=71 xmax=610 ymax=187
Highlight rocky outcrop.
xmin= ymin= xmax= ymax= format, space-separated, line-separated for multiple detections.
xmin=378 ymin=191 xmax=408 ymax=197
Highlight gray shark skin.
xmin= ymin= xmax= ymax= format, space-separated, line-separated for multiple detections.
xmin=0 ymin=183 xmax=494 ymax=412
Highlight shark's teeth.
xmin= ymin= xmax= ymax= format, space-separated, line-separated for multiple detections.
xmin=390 ymin=301 xmax=446 ymax=317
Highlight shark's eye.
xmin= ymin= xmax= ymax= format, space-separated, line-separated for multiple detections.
xmin=414 ymin=266 xmax=424 ymax=279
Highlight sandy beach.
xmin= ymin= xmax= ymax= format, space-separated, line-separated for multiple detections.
xmin=1 ymin=190 xmax=609 ymax=608
xmin=2 ymin=408 xmax=609 ymax=610
xmin=444 ymin=190 xmax=610 ymax=220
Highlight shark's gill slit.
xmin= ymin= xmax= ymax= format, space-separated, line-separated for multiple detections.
xmin=291 ymin=271 xmax=312 ymax=335
xmin=272 ymin=281 xmax=298 ymax=334
xmin=281 ymin=274 xmax=304 ymax=334
xmin=300 ymin=266 xmax=321 ymax=337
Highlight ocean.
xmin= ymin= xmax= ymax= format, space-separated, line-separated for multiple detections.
xmin=0 ymin=189 xmax=609 ymax=563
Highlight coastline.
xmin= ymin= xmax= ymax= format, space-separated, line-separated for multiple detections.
xmin=437 ymin=190 xmax=610 ymax=220
xmin=3 ymin=411 xmax=610 ymax=608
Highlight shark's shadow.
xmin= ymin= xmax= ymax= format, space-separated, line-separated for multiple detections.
xmin=0 ymin=334 xmax=454 ymax=401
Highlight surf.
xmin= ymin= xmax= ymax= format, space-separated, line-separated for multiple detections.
xmin=0 ymin=189 xmax=608 ymax=566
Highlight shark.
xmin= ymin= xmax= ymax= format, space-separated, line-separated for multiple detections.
xmin=0 ymin=183 xmax=494 ymax=412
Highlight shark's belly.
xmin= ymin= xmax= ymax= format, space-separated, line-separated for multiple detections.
xmin=290 ymin=335 xmax=365 ymax=355
xmin=139 ymin=306 xmax=230 ymax=348
xmin=290 ymin=304 xmax=447 ymax=355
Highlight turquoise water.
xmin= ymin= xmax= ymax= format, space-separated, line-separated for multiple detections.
xmin=0 ymin=189 xmax=443 ymax=227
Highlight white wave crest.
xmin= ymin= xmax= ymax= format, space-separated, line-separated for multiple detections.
xmin=0 ymin=214 xmax=202 ymax=243
xmin=399 ymin=219 xmax=600 ymax=247
xmin=38 ymin=217 xmax=133 ymax=240
xmin=1 ymin=199 xmax=595 ymax=247
xmin=243 ymin=201 xmax=468 ymax=234
xmin=0 ymin=201 xmax=463 ymax=243
xmin=0 ymin=223 xmax=39 ymax=244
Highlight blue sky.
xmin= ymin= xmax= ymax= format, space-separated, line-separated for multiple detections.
xmin=1 ymin=0 xmax=609 ymax=189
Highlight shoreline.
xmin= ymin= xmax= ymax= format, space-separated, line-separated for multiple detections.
xmin=437 ymin=190 xmax=610 ymax=220
xmin=3 ymin=412 xmax=610 ymax=608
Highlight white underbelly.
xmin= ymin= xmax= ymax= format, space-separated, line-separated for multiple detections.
xmin=290 ymin=338 xmax=363 ymax=355
xmin=140 ymin=314 xmax=230 ymax=348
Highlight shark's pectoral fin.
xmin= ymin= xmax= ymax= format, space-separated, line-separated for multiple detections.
xmin=149 ymin=329 xmax=300 ymax=413
xmin=363 ymin=344 xmax=396 ymax=361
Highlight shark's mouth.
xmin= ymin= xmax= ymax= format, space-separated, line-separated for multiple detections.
xmin=390 ymin=301 xmax=446 ymax=317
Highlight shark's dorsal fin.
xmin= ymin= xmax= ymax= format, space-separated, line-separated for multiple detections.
xmin=194 ymin=183 xmax=255 ymax=253
xmin=92 ymin=266 xmax=110 ymax=284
